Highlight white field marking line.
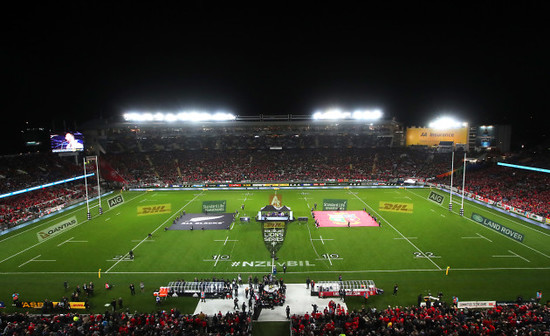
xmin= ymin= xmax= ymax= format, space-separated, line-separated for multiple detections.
xmin=57 ymin=237 xmax=74 ymax=247
xmin=0 ymin=191 xmax=145 ymax=244
xmin=406 ymin=189 xmax=550 ymax=260
xmin=105 ymin=218 xmax=111 ymax=221
xmin=203 ymin=257 xmax=232 ymax=262
xmin=393 ymin=237 xmax=418 ymax=240
xmin=214 ymin=239 xmax=238 ymax=244
xmin=213 ymin=254 xmax=222 ymax=267
xmin=131 ymin=240 xmax=155 ymax=242
xmin=306 ymin=221 xmax=330 ymax=267
xmin=461 ymin=236 xmax=482 ymax=239
xmin=311 ymin=236 xmax=334 ymax=245
xmin=477 ymin=233 xmax=493 ymax=242
xmin=430 ymin=209 xmax=435 ymax=212
xmin=349 ymin=191 xmax=442 ymax=270
xmin=440 ymin=214 xmax=446 ymax=217
xmin=413 ymin=188 xmax=550 ymax=238
xmin=5 ymin=266 xmax=550 ymax=275
xmin=0 ymin=193 xmax=150 ymax=265
xmin=106 ymin=259 xmax=134 ymax=262
xmin=509 ymin=250 xmax=530 ymax=263
xmin=18 ymin=255 xmax=41 ymax=268
xmin=300 ymin=194 xmax=330 ymax=267
xmin=105 ymin=191 xmax=205 ymax=273
xmin=116 ymin=212 xmax=121 ymax=216
xmin=492 ymin=255 xmax=517 ymax=258
xmin=316 ymin=258 xmax=343 ymax=261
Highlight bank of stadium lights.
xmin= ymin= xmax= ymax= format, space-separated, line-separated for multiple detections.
xmin=122 ymin=111 xmax=236 ymax=122
xmin=312 ymin=109 xmax=383 ymax=120
xmin=428 ymin=116 xmax=468 ymax=129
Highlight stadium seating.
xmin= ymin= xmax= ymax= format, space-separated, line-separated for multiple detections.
xmin=289 ymin=302 xmax=550 ymax=335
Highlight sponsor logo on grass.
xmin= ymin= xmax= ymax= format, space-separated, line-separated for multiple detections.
xmin=230 ymin=260 xmax=315 ymax=267
xmin=202 ymin=200 xmax=226 ymax=213
xmin=263 ymin=221 xmax=287 ymax=255
xmin=269 ymin=194 xmax=283 ymax=207
xmin=471 ymin=212 xmax=524 ymax=242
xmin=379 ymin=202 xmax=413 ymax=213
xmin=328 ymin=213 xmax=361 ymax=225
xmin=428 ymin=191 xmax=444 ymax=204
xmin=37 ymin=216 xmax=78 ymax=241
xmin=323 ymin=199 xmax=348 ymax=210
xmin=137 ymin=204 xmax=171 ymax=216
xmin=107 ymin=194 xmax=124 ymax=208
xmin=174 ymin=213 xmax=234 ymax=229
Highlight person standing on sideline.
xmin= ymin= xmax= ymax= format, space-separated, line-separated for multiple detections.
xmin=306 ymin=277 xmax=311 ymax=289
xmin=536 ymin=290 xmax=542 ymax=303
xmin=283 ymin=263 xmax=287 ymax=273
xmin=129 ymin=284 xmax=136 ymax=295
xmin=286 ymin=305 xmax=291 ymax=319
xmin=200 ymin=291 xmax=206 ymax=302
xmin=140 ymin=282 xmax=145 ymax=293
xmin=393 ymin=284 xmax=398 ymax=295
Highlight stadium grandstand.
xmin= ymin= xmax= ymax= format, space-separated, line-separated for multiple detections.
xmin=1 ymin=112 xmax=549 ymax=336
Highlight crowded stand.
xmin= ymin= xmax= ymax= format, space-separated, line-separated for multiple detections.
xmin=0 ymin=184 xmax=92 ymax=231
xmin=288 ymin=302 xmax=550 ymax=335
xmin=102 ymin=148 xmax=448 ymax=187
xmin=1 ymin=302 xmax=548 ymax=335
xmin=0 ymin=153 xmax=80 ymax=194
xmin=0 ymin=310 xmax=252 ymax=335
xmin=433 ymin=160 xmax=550 ymax=218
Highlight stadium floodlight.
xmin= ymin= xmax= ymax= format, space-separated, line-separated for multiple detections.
xmin=428 ymin=116 xmax=466 ymax=129
xmin=313 ymin=108 xmax=383 ymax=120
xmin=123 ymin=111 xmax=236 ymax=122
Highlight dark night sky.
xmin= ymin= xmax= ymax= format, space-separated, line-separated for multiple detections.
xmin=3 ymin=1 xmax=549 ymax=153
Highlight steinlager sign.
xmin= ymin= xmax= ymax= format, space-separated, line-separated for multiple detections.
xmin=323 ymin=199 xmax=348 ymax=211
xmin=202 ymin=200 xmax=226 ymax=213
xmin=471 ymin=212 xmax=524 ymax=242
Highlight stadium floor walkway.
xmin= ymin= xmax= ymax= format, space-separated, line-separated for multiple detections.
xmin=193 ymin=284 xmax=348 ymax=321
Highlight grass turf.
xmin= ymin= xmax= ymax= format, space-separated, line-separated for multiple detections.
xmin=1 ymin=187 xmax=549 ymax=314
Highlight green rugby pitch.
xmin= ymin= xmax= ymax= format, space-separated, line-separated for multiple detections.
xmin=1 ymin=187 xmax=549 ymax=313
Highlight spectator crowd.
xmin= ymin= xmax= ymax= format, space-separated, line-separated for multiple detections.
xmin=289 ymin=302 xmax=550 ymax=336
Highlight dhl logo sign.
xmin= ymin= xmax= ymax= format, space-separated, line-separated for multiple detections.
xmin=137 ymin=203 xmax=171 ymax=216
xmin=379 ymin=201 xmax=413 ymax=213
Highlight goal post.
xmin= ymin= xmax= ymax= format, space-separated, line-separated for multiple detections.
xmin=83 ymin=155 xmax=103 ymax=219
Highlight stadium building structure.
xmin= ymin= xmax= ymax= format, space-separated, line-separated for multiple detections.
xmin=82 ymin=114 xmax=406 ymax=154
